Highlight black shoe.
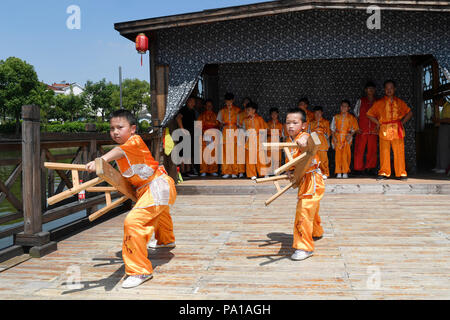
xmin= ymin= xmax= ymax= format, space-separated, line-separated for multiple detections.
xmin=313 ymin=235 xmax=323 ymax=241
xmin=353 ymin=170 xmax=364 ymax=176
xmin=366 ymin=168 xmax=378 ymax=176
xmin=376 ymin=175 xmax=388 ymax=180
xmin=399 ymin=176 xmax=408 ymax=181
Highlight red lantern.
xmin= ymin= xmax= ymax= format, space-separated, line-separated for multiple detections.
xmin=135 ymin=33 xmax=149 ymax=66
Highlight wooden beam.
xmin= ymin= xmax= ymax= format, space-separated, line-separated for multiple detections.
xmin=86 ymin=187 xmax=117 ymax=192
xmin=0 ymin=179 xmax=22 ymax=211
xmin=44 ymin=162 xmax=88 ymax=172
xmin=95 ymin=158 xmax=137 ymax=202
xmin=265 ymin=182 xmax=294 ymax=206
xmin=88 ymin=196 xmax=129 ymax=222
xmin=47 ymin=177 xmax=104 ymax=206
xmin=255 ymin=175 xmax=289 ymax=183
xmin=0 ymin=162 xmax=22 ymax=204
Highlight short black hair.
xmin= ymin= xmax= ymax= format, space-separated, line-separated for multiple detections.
xmin=384 ymin=79 xmax=396 ymax=88
xmin=242 ymin=97 xmax=252 ymax=104
xmin=286 ymin=108 xmax=306 ymax=122
xmin=298 ymin=97 xmax=309 ymax=105
xmin=247 ymin=102 xmax=258 ymax=111
xmin=365 ymin=81 xmax=376 ymax=89
xmin=341 ymin=100 xmax=351 ymax=107
xmin=224 ymin=92 xmax=235 ymax=100
xmin=269 ymin=107 xmax=279 ymax=114
xmin=110 ymin=109 xmax=136 ymax=126
xmin=313 ymin=106 xmax=323 ymax=112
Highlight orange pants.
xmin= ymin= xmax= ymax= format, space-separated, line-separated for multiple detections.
xmin=221 ymin=130 xmax=240 ymax=175
xmin=200 ymin=140 xmax=218 ymax=174
xmin=293 ymin=172 xmax=324 ymax=252
xmin=123 ymin=205 xmax=175 ymax=275
xmin=122 ymin=174 xmax=176 ymax=276
xmin=317 ymin=150 xmax=329 ymax=176
xmin=379 ymin=138 xmax=407 ymax=177
xmin=245 ymin=147 xmax=269 ymax=178
xmin=334 ymin=143 xmax=351 ymax=174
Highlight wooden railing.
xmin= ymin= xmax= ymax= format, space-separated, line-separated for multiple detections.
xmin=0 ymin=105 xmax=158 ymax=258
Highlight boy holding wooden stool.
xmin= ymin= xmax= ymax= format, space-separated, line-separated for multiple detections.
xmin=85 ymin=109 xmax=177 ymax=289
xmin=285 ymin=108 xmax=324 ymax=261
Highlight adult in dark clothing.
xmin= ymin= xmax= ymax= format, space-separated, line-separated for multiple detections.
xmin=176 ymin=97 xmax=198 ymax=176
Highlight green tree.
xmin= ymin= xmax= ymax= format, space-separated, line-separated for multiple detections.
xmin=54 ymin=92 xmax=84 ymax=122
xmin=83 ymin=79 xmax=119 ymax=121
xmin=111 ymin=78 xmax=151 ymax=118
xmin=0 ymin=57 xmax=41 ymax=133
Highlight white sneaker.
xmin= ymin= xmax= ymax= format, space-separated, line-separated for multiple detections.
xmin=238 ymin=173 xmax=244 ymax=178
xmin=200 ymin=172 xmax=207 ymax=177
xmin=231 ymin=174 xmax=238 ymax=178
xmin=251 ymin=176 xmax=257 ymax=180
xmin=336 ymin=173 xmax=342 ymax=179
xmin=211 ymin=172 xmax=218 ymax=177
xmin=222 ymin=174 xmax=230 ymax=179
xmin=122 ymin=274 xmax=153 ymax=288
xmin=148 ymin=240 xmax=176 ymax=249
xmin=322 ymin=175 xmax=328 ymax=180
xmin=342 ymin=173 xmax=348 ymax=179
xmin=291 ymin=250 xmax=313 ymax=261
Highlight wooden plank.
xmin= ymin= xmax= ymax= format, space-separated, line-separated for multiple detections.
xmin=273 ymin=181 xmax=281 ymax=192
xmin=284 ymin=147 xmax=293 ymax=162
xmin=0 ymin=212 xmax=23 ymax=225
xmin=47 ymin=177 xmax=104 ymax=206
xmin=86 ymin=187 xmax=117 ymax=193
xmin=71 ymin=170 xmax=79 ymax=188
xmin=44 ymin=151 xmax=74 ymax=189
xmin=265 ymin=181 xmax=294 ymax=206
xmin=263 ymin=142 xmax=297 ymax=148
xmin=95 ymin=158 xmax=137 ymax=202
xmin=274 ymin=152 xmax=306 ymax=175
xmin=44 ymin=162 xmax=88 ymax=172
xmin=88 ymin=196 xmax=128 ymax=222
xmin=105 ymin=192 xmax=112 ymax=205
xmin=255 ymin=175 xmax=288 ymax=183
xmin=290 ymin=132 xmax=321 ymax=188
xmin=42 ymin=193 xmax=120 ymax=224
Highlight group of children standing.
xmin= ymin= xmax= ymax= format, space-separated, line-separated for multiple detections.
xmin=192 ymin=92 xmax=361 ymax=180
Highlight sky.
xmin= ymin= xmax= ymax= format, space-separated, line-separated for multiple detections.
xmin=0 ymin=0 xmax=268 ymax=87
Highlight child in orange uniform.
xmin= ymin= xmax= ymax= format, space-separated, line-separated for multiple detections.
xmin=243 ymin=102 xmax=269 ymax=179
xmin=285 ymin=108 xmax=324 ymax=261
xmin=86 ymin=110 xmax=176 ymax=289
xmin=217 ymin=92 xmax=241 ymax=178
xmin=331 ymin=100 xmax=359 ymax=178
xmin=237 ymin=97 xmax=252 ymax=178
xmin=267 ymin=107 xmax=285 ymax=174
xmin=198 ymin=99 xmax=220 ymax=176
xmin=308 ymin=106 xmax=331 ymax=179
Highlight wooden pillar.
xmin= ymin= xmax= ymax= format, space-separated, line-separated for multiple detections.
xmin=149 ymin=33 xmax=162 ymax=162
xmin=15 ymin=105 xmax=57 ymax=257
xmin=21 ymin=105 xmax=42 ymax=235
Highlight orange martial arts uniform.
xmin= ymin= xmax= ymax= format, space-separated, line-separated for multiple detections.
xmin=217 ymin=105 xmax=242 ymax=175
xmin=331 ymin=113 xmax=359 ymax=174
xmin=267 ymin=119 xmax=285 ymax=172
xmin=117 ymin=135 xmax=177 ymax=276
xmin=366 ymin=96 xmax=411 ymax=177
xmin=287 ymin=131 xmax=324 ymax=252
xmin=308 ymin=118 xmax=331 ymax=177
xmin=198 ymin=109 xmax=219 ymax=174
xmin=243 ymin=113 xmax=269 ymax=177
xmin=237 ymin=110 xmax=247 ymax=175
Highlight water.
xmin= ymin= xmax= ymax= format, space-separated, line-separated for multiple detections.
xmin=0 ymin=148 xmax=107 ymax=250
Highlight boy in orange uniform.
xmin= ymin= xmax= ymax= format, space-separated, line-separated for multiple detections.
xmin=267 ymin=107 xmax=285 ymax=174
xmin=331 ymin=100 xmax=359 ymax=178
xmin=86 ymin=110 xmax=176 ymax=289
xmin=243 ymin=102 xmax=269 ymax=179
xmin=237 ymin=97 xmax=251 ymax=178
xmin=367 ymin=80 xmax=412 ymax=180
xmin=298 ymin=97 xmax=315 ymax=124
xmin=308 ymin=106 xmax=331 ymax=178
xmin=285 ymin=108 xmax=324 ymax=261
xmin=198 ymin=99 xmax=219 ymax=176
xmin=217 ymin=92 xmax=241 ymax=178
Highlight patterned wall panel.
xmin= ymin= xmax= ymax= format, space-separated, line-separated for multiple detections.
xmin=217 ymin=56 xmax=416 ymax=173
xmin=157 ymin=9 xmax=449 ymax=128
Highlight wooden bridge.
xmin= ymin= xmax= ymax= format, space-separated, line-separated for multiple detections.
xmin=0 ymin=105 xmax=449 ymax=299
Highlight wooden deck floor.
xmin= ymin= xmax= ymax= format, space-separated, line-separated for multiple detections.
xmin=0 ymin=193 xmax=449 ymax=299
